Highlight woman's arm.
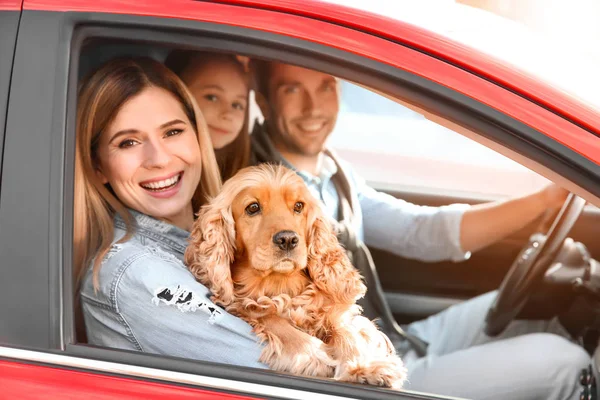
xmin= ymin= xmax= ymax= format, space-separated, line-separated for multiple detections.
xmin=83 ymin=247 xmax=266 ymax=368
xmin=459 ymin=184 xmax=568 ymax=253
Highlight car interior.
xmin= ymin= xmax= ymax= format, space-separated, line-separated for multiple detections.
xmin=73 ymin=34 xmax=600 ymax=398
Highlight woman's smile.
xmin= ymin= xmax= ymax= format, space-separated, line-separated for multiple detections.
xmin=140 ymin=171 xmax=184 ymax=198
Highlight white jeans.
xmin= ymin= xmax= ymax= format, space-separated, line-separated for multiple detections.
xmin=402 ymin=291 xmax=590 ymax=400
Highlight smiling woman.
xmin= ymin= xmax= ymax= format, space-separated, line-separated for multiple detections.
xmin=74 ymin=57 xmax=220 ymax=285
xmin=73 ymin=57 xmax=269 ymax=367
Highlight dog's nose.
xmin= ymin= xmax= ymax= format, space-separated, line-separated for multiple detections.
xmin=273 ymin=230 xmax=299 ymax=251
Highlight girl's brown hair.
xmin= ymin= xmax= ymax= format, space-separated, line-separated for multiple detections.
xmin=74 ymin=57 xmax=221 ymax=289
xmin=165 ymin=50 xmax=251 ymax=182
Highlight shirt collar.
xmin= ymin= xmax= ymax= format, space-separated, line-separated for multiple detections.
xmin=295 ymin=154 xmax=338 ymax=186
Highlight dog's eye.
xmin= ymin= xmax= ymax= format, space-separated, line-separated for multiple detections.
xmin=294 ymin=202 xmax=304 ymax=213
xmin=245 ymin=202 xmax=261 ymax=216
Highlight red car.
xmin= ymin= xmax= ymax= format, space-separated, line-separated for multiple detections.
xmin=1 ymin=0 xmax=600 ymax=399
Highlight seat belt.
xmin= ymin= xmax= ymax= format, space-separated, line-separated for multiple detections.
xmin=336 ymin=222 xmax=429 ymax=357
xmin=325 ymin=149 xmax=428 ymax=357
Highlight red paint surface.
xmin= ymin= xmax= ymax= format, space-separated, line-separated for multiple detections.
xmin=0 ymin=359 xmax=263 ymax=399
xmin=0 ymin=0 xmax=22 ymax=11
xmin=20 ymin=0 xmax=600 ymax=165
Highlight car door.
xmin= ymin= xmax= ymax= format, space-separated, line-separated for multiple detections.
xmin=1 ymin=0 xmax=598 ymax=399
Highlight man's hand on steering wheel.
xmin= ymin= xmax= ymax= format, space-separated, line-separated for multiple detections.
xmin=485 ymin=191 xmax=587 ymax=336
xmin=539 ymin=184 xmax=570 ymax=210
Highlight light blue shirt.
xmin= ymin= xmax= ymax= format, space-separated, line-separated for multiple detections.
xmin=80 ymin=210 xmax=266 ymax=368
xmin=293 ymin=154 xmax=471 ymax=263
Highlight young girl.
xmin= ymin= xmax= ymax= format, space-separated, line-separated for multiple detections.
xmin=75 ymin=57 xmax=265 ymax=367
xmin=165 ymin=50 xmax=251 ymax=182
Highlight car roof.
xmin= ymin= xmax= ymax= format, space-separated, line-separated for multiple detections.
xmin=25 ymin=0 xmax=600 ymax=137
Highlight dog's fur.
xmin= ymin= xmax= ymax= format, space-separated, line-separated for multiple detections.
xmin=185 ymin=164 xmax=406 ymax=388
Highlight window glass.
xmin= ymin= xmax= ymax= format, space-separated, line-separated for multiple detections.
xmin=330 ymin=80 xmax=551 ymax=197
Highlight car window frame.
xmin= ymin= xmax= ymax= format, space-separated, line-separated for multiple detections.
xmin=3 ymin=7 xmax=597 ymax=400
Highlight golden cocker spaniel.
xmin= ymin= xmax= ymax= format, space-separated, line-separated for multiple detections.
xmin=185 ymin=164 xmax=406 ymax=388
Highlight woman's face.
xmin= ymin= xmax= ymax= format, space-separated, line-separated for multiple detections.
xmin=95 ymin=86 xmax=203 ymax=229
xmin=185 ymin=59 xmax=248 ymax=149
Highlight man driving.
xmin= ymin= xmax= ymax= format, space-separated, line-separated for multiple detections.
xmin=250 ymin=60 xmax=590 ymax=400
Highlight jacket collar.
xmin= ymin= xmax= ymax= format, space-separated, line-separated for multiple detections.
xmin=114 ymin=209 xmax=190 ymax=255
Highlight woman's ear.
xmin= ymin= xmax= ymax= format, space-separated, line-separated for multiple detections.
xmin=255 ymin=91 xmax=271 ymax=121
xmin=185 ymin=201 xmax=236 ymax=306
xmin=306 ymin=206 xmax=366 ymax=305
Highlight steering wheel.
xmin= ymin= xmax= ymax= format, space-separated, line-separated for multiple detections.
xmin=484 ymin=193 xmax=587 ymax=336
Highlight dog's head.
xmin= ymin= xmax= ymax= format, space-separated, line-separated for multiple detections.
xmin=186 ymin=164 xmax=364 ymax=307
xmin=230 ymin=169 xmax=311 ymax=275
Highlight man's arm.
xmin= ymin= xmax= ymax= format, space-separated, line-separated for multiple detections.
xmin=459 ymin=184 xmax=569 ymax=253
xmin=354 ymin=158 xmax=568 ymax=261
xmin=356 ymin=175 xmax=471 ymax=262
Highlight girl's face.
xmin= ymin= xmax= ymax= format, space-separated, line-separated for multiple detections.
xmin=95 ymin=86 xmax=203 ymax=230
xmin=185 ymin=59 xmax=248 ymax=149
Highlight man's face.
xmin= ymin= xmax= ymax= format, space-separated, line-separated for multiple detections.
xmin=265 ymin=63 xmax=339 ymax=157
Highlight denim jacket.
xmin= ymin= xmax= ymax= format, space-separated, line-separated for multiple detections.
xmin=80 ymin=210 xmax=266 ymax=368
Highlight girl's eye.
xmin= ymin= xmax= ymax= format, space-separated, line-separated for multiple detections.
xmin=165 ymin=129 xmax=183 ymax=137
xmin=245 ymin=202 xmax=261 ymax=216
xmin=232 ymin=101 xmax=246 ymax=111
xmin=118 ymin=139 xmax=137 ymax=149
xmin=204 ymin=94 xmax=218 ymax=102
xmin=294 ymin=202 xmax=304 ymax=213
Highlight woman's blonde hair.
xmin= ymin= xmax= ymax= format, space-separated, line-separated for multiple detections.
xmin=74 ymin=57 xmax=222 ymax=289
xmin=165 ymin=50 xmax=251 ymax=182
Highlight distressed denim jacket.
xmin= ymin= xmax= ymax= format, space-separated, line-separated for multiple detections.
xmin=80 ymin=210 xmax=266 ymax=368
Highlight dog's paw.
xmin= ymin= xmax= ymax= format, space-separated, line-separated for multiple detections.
xmin=292 ymin=336 xmax=337 ymax=377
xmin=335 ymin=356 xmax=407 ymax=389
xmin=262 ymin=336 xmax=336 ymax=378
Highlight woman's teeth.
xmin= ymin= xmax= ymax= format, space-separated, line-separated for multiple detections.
xmin=141 ymin=173 xmax=181 ymax=191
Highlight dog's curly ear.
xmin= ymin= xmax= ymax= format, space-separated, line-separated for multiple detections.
xmin=306 ymin=207 xmax=366 ymax=305
xmin=185 ymin=202 xmax=236 ymax=307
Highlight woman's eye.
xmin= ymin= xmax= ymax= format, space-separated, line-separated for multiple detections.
xmin=245 ymin=202 xmax=261 ymax=216
xmin=204 ymin=94 xmax=218 ymax=102
xmin=165 ymin=129 xmax=183 ymax=137
xmin=293 ymin=202 xmax=304 ymax=213
xmin=118 ymin=139 xmax=137 ymax=149
xmin=232 ymin=101 xmax=246 ymax=111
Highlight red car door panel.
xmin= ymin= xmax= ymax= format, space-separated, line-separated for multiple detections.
xmin=1 ymin=359 xmax=263 ymax=400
